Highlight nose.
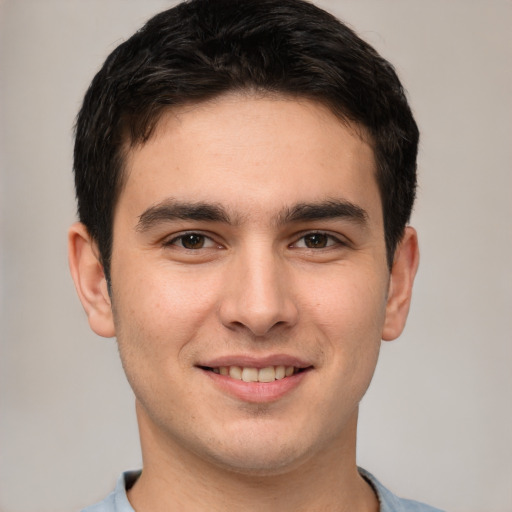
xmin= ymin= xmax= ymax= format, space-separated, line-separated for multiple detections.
xmin=218 ymin=244 xmax=299 ymax=337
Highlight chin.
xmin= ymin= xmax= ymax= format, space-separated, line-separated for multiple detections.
xmin=207 ymin=445 xmax=310 ymax=477
xmin=195 ymin=422 xmax=324 ymax=477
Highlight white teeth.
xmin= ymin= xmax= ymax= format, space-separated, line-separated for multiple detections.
xmin=258 ymin=366 xmax=276 ymax=383
xmin=229 ymin=366 xmax=242 ymax=379
xmin=275 ymin=365 xmax=286 ymax=380
xmin=215 ymin=365 xmax=299 ymax=382
xmin=241 ymin=367 xmax=258 ymax=382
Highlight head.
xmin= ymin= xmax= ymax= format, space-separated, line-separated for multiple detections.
xmin=74 ymin=0 xmax=419 ymax=283
xmin=69 ymin=0 xmax=420 ymax=482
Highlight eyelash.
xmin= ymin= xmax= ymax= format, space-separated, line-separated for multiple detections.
xmin=164 ymin=232 xmax=219 ymax=250
xmin=164 ymin=231 xmax=346 ymax=250
xmin=291 ymin=231 xmax=345 ymax=250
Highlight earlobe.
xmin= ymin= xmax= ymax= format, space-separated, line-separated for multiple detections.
xmin=68 ymin=222 xmax=115 ymax=338
xmin=381 ymin=226 xmax=420 ymax=341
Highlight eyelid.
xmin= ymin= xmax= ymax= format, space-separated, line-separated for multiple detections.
xmin=163 ymin=231 xmax=222 ymax=249
xmin=160 ymin=229 xmax=348 ymax=250
xmin=290 ymin=230 xmax=348 ymax=249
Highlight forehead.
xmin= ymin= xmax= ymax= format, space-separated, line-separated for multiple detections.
xmin=119 ymin=93 xmax=381 ymax=225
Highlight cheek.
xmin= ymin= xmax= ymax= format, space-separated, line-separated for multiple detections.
xmin=111 ymin=265 xmax=223 ymax=366
xmin=302 ymin=267 xmax=388 ymax=338
xmin=302 ymin=267 xmax=387 ymax=391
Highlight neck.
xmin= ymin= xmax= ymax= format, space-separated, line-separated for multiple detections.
xmin=128 ymin=402 xmax=378 ymax=512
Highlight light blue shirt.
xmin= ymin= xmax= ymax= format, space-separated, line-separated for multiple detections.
xmin=82 ymin=468 xmax=444 ymax=512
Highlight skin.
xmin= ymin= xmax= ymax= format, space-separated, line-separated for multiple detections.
xmin=69 ymin=93 xmax=419 ymax=511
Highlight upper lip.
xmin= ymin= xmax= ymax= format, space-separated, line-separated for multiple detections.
xmin=197 ymin=354 xmax=312 ymax=369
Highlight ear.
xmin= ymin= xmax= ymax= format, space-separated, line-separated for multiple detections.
xmin=68 ymin=222 xmax=115 ymax=338
xmin=382 ymin=226 xmax=420 ymax=341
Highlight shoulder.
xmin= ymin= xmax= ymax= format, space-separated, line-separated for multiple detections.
xmin=81 ymin=471 xmax=141 ymax=512
xmin=359 ymin=467 xmax=445 ymax=512
xmin=81 ymin=492 xmax=116 ymax=512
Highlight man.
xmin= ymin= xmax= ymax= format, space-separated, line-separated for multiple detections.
xmin=68 ymin=0 xmax=442 ymax=510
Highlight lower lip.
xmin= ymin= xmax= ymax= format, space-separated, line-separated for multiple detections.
xmin=202 ymin=369 xmax=310 ymax=403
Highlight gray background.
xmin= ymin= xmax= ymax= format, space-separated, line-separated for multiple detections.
xmin=1 ymin=1 xmax=511 ymax=511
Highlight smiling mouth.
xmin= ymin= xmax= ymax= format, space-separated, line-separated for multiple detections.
xmin=200 ymin=365 xmax=310 ymax=383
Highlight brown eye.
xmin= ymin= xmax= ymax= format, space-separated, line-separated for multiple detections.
xmin=180 ymin=234 xmax=206 ymax=249
xmin=303 ymin=233 xmax=329 ymax=248
xmin=164 ymin=233 xmax=215 ymax=250
xmin=165 ymin=232 xmax=219 ymax=251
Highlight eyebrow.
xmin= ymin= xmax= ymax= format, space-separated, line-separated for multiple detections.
xmin=277 ymin=199 xmax=368 ymax=226
xmin=136 ymin=200 xmax=232 ymax=232
xmin=136 ymin=198 xmax=368 ymax=232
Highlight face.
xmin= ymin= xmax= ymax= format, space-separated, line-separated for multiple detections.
xmin=91 ymin=94 xmax=412 ymax=474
